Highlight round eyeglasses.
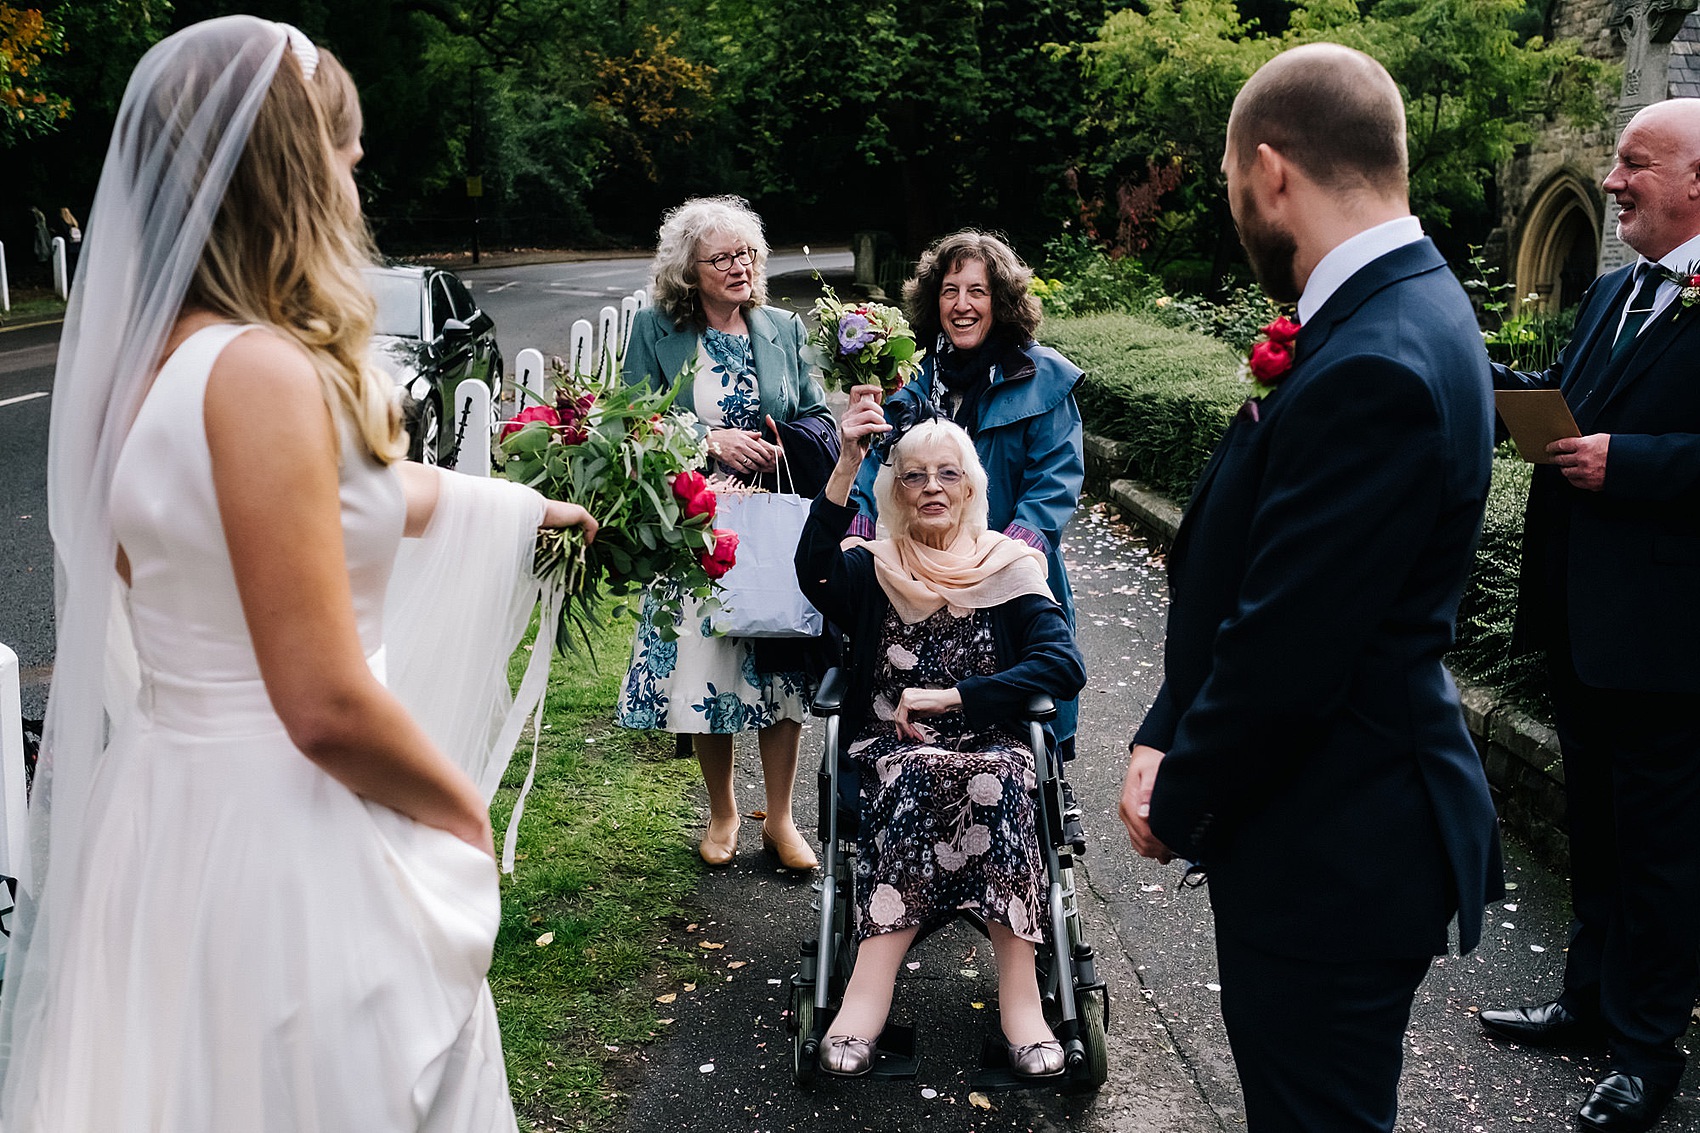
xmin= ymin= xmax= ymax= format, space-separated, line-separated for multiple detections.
xmin=897 ymin=467 xmax=964 ymax=491
xmin=698 ymin=248 xmax=756 ymax=273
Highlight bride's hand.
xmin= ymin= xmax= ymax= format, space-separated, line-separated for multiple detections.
xmin=542 ymin=500 xmax=598 ymax=543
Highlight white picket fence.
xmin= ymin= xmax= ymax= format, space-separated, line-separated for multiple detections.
xmin=51 ymin=238 xmax=67 ymax=301
xmin=443 ymin=288 xmax=648 ymax=477
xmin=0 ymin=241 xmax=11 ymax=313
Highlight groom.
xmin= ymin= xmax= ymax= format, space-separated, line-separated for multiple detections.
xmin=1119 ymin=44 xmax=1503 ymax=1132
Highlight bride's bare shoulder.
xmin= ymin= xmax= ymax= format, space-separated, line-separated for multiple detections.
xmin=202 ymin=323 xmax=331 ymax=448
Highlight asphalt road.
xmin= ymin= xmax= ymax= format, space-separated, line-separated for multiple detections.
xmin=0 ymin=322 xmax=57 ymax=717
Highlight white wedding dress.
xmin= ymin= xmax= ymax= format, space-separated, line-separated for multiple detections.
xmin=7 ymin=323 xmax=520 ymax=1131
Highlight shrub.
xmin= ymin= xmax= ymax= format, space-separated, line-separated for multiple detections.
xmin=1448 ymin=450 xmax=1550 ymax=715
xmin=1045 ymin=313 xmax=1245 ymax=499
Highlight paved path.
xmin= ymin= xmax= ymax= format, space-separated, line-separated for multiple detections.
xmin=610 ymin=502 xmax=1700 ymax=1133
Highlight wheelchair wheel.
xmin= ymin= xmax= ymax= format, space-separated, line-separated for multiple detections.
xmin=791 ymin=986 xmax=817 ymax=1087
xmin=1079 ymin=988 xmax=1109 ymax=1089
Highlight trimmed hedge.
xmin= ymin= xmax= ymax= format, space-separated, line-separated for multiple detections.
xmin=1048 ymin=313 xmax=1245 ymax=500
xmin=1046 ymin=312 xmax=1547 ymax=711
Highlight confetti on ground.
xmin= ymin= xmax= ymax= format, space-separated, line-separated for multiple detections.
xmin=1206 ymin=982 xmax=1222 ymax=992
xmin=1530 ymin=944 xmax=1546 ymax=952
xmin=969 ymin=1091 xmax=993 ymax=1110
xmin=921 ymin=1088 xmax=939 ymax=1099
xmin=535 ymin=932 xmax=554 ymax=947
xmin=698 ymin=1064 xmax=715 ymax=1074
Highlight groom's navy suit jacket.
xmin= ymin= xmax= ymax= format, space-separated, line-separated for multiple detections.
xmin=1494 ymin=263 xmax=1700 ymax=692
xmin=1134 ymin=239 xmax=1504 ymax=960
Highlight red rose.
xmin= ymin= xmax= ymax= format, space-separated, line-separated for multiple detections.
xmin=1261 ymin=316 xmax=1301 ymax=346
xmin=700 ymin=529 xmax=738 ymax=579
xmin=683 ymin=488 xmax=717 ymax=521
xmin=1247 ymin=339 xmax=1293 ymax=383
xmin=672 ymin=470 xmax=708 ymax=502
xmin=501 ymin=404 xmax=562 ymax=439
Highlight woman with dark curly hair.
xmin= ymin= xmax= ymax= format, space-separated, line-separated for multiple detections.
xmin=848 ymin=230 xmax=1085 ymax=755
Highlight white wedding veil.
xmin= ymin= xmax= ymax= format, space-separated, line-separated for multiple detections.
xmin=0 ymin=16 xmax=300 ymax=1108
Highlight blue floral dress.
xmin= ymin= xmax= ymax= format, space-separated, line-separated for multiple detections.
xmin=615 ymin=328 xmax=810 ymax=734
xmin=849 ymin=606 xmax=1044 ymax=943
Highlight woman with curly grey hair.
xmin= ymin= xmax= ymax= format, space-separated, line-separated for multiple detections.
xmin=616 ymin=196 xmax=834 ymax=871
xmin=847 ymin=230 xmax=1086 ymax=758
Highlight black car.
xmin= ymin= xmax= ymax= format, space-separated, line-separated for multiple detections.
xmin=364 ymin=264 xmax=502 ymax=465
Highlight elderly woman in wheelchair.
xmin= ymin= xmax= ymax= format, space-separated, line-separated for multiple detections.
xmin=794 ymin=392 xmax=1087 ymax=1079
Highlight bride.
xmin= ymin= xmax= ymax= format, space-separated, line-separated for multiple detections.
xmin=0 ymin=17 xmax=593 ymax=1130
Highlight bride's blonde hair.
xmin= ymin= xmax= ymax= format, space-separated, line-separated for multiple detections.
xmin=183 ymin=44 xmax=404 ymax=463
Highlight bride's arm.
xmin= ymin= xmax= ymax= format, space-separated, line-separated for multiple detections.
xmin=394 ymin=460 xmax=598 ymax=540
xmin=205 ymin=329 xmax=492 ymax=853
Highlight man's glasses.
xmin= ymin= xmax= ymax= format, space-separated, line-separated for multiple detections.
xmin=897 ymin=467 xmax=964 ymax=491
xmin=698 ymin=248 xmax=756 ymax=273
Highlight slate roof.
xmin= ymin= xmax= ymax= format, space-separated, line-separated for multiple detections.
xmin=1672 ymin=12 xmax=1700 ymax=99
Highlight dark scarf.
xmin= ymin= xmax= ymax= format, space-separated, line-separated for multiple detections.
xmin=931 ymin=329 xmax=1030 ymax=435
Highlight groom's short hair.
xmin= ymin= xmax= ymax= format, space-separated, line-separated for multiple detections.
xmin=1230 ymin=44 xmax=1408 ymax=195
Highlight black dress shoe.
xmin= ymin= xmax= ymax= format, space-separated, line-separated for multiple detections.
xmin=1478 ymin=1000 xmax=1605 ymax=1048
xmin=1578 ymin=1072 xmax=1674 ymax=1133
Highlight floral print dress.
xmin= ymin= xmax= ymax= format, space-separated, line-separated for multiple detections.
xmin=615 ymin=327 xmax=810 ymax=734
xmin=850 ymin=606 xmax=1044 ymax=943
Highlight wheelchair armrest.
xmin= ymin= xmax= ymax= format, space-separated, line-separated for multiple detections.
xmin=1024 ymin=694 xmax=1057 ymax=723
xmin=812 ymin=667 xmax=848 ymax=717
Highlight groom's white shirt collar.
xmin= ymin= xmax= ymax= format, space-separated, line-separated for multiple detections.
xmin=1297 ymin=215 xmax=1425 ymax=326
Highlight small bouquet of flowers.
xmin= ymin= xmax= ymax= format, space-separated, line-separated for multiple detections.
xmin=498 ymin=358 xmax=736 ymax=645
xmin=799 ymin=257 xmax=923 ymax=394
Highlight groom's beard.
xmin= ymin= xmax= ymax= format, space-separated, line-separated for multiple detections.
xmin=1235 ymin=188 xmax=1300 ymax=305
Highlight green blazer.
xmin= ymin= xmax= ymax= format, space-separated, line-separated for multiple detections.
xmin=621 ymin=303 xmax=832 ymax=431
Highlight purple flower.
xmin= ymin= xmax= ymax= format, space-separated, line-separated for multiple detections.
xmin=837 ymin=313 xmax=876 ymax=355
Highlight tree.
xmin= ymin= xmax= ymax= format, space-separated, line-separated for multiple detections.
xmin=1 ymin=4 xmax=71 ymax=145
xmin=1075 ymin=0 xmax=1614 ymax=288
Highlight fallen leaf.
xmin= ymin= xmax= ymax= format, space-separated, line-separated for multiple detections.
xmin=960 ymin=969 xmax=979 ymax=978
xmin=727 ymin=960 xmax=748 ymax=969
xmin=969 ymin=1091 xmax=992 ymax=1110
xmin=684 ymin=983 xmax=697 ymax=992
xmin=746 ymin=810 xmax=768 ymax=820
xmin=536 ymin=932 xmax=554 ymax=947
xmin=970 ymin=1001 xmax=985 ymax=1010
xmin=657 ymin=1018 xmax=675 ymax=1025
xmin=700 ymin=941 xmax=725 ymax=950
xmin=656 ymin=993 xmax=677 ymax=1004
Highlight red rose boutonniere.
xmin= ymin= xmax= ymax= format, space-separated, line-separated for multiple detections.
xmin=1244 ymin=316 xmax=1301 ymax=397
xmin=1677 ymin=262 xmax=1700 ymax=315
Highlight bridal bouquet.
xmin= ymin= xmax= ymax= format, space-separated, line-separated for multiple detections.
xmin=800 ymin=285 xmax=923 ymax=395
xmin=498 ymin=359 xmax=735 ymax=645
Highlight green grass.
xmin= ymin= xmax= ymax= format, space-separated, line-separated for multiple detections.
xmin=488 ymin=611 xmax=707 ymax=1132
xmin=1 ymin=287 xmax=67 ymax=326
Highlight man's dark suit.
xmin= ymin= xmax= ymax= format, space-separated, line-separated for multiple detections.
xmin=1135 ymin=238 xmax=1503 ymax=1131
xmin=1494 ymin=261 xmax=1700 ymax=1092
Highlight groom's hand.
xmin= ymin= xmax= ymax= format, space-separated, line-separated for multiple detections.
xmin=1120 ymin=744 xmax=1175 ymax=863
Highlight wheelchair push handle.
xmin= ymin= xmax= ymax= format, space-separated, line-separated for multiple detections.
xmin=1025 ymin=693 xmax=1056 ymax=722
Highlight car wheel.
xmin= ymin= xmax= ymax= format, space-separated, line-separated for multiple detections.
xmin=415 ymin=395 xmax=443 ymax=466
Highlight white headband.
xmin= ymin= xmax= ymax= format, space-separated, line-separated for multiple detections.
xmin=279 ymin=23 xmax=319 ymax=80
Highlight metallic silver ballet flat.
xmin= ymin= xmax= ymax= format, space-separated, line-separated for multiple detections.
xmin=1007 ymin=1038 xmax=1065 ymax=1079
xmin=818 ymin=1034 xmax=875 ymax=1077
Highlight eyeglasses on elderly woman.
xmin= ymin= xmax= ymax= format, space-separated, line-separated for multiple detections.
xmin=896 ymin=466 xmax=965 ymax=491
xmin=697 ymin=247 xmax=756 ymax=272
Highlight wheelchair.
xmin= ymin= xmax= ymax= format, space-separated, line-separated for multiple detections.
xmin=786 ymin=667 xmax=1110 ymax=1091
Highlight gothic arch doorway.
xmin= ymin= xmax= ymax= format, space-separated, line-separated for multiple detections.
xmin=1514 ymin=173 xmax=1601 ymax=315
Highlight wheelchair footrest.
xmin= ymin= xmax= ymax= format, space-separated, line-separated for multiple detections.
xmin=861 ymin=1023 xmax=920 ymax=1080
xmin=970 ymin=1035 xmax=1078 ymax=1093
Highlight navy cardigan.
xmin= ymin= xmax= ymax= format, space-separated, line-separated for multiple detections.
xmin=795 ymin=494 xmax=1086 ymax=756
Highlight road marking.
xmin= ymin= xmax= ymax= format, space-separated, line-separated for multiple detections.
xmin=486 ymin=281 xmax=522 ymax=292
xmin=0 ymin=391 xmax=49 ymax=409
